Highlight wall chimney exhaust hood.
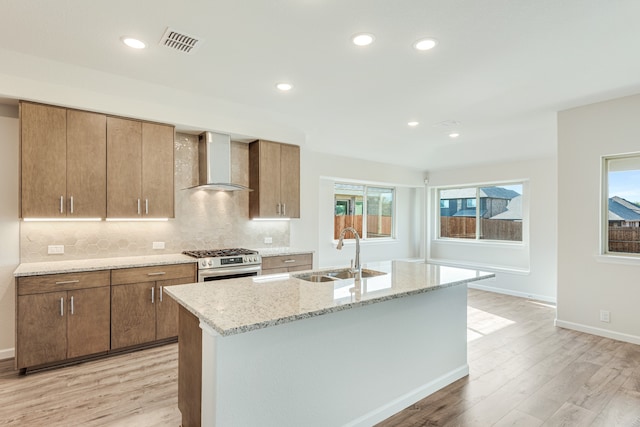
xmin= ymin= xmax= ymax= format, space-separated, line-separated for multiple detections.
xmin=188 ymin=131 xmax=252 ymax=191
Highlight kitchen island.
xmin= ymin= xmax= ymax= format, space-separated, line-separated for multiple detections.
xmin=165 ymin=260 xmax=493 ymax=427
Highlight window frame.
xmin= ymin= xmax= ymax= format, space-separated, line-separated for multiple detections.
xmin=601 ymin=152 xmax=640 ymax=258
xmin=333 ymin=182 xmax=396 ymax=242
xmin=435 ymin=181 xmax=526 ymax=244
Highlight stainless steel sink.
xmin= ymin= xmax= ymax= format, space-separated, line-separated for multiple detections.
xmin=294 ymin=273 xmax=337 ymax=282
xmin=294 ymin=268 xmax=386 ymax=282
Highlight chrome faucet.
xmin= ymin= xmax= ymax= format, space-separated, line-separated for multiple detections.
xmin=336 ymin=227 xmax=361 ymax=279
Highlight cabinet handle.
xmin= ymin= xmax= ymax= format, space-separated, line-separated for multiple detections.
xmin=60 ymin=297 xmax=64 ymax=316
xmin=159 ymin=286 xmax=163 ymax=302
xmin=70 ymin=196 xmax=74 ymax=214
xmin=282 ymin=203 xmax=286 ymax=216
xmin=137 ymin=199 xmax=141 ymax=215
xmin=276 ymin=203 xmax=281 ymax=215
xmin=147 ymin=272 xmax=166 ymax=276
xmin=55 ymin=280 xmax=79 ymax=285
xmin=284 ymin=259 xmax=296 ymax=263
xmin=151 ymin=287 xmax=155 ymax=304
xmin=60 ymin=196 xmax=64 ymax=214
xmin=70 ymin=295 xmax=74 ymax=315
xmin=145 ymin=199 xmax=149 ymax=215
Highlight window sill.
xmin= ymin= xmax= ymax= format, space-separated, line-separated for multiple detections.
xmin=595 ymin=254 xmax=640 ymax=266
xmin=332 ymin=238 xmax=397 ymax=247
xmin=427 ymin=258 xmax=530 ymax=275
xmin=433 ymin=238 xmax=527 ymax=248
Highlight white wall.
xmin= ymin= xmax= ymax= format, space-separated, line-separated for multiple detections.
xmin=557 ymin=93 xmax=640 ymax=345
xmin=290 ymin=150 xmax=425 ymax=269
xmin=0 ymin=110 xmax=19 ymax=359
xmin=426 ymin=156 xmax=557 ymax=302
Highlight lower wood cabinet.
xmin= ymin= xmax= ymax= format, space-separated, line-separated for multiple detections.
xmin=110 ymin=263 xmax=196 ymax=350
xmin=261 ymin=253 xmax=313 ymax=275
xmin=16 ymin=271 xmax=111 ymax=370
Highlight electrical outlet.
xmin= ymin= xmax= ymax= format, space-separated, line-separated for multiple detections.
xmin=264 ymin=237 xmax=273 ymax=244
xmin=48 ymin=245 xmax=64 ymax=255
xmin=152 ymin=241 xmax=165 ymax=250
xmin=600 ymin=309 xmax=610 ymax=323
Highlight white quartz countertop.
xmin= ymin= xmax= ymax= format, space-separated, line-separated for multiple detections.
xmin=13 ymin=254 xmax=196 ymax=277
xmin=164 ymin=260 xmax=494 ymax=337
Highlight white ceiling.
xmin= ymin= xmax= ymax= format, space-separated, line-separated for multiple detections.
xmin=2 ymin=0 xmax=640 ymax=171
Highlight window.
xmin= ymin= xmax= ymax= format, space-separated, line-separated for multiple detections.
xmin=438 ymin=183 xmax=523 ymax=242
xmin=334 ymin=183 xmax=395 ymax=240
xmin=603 ymin=154 xmax=640 ymax=255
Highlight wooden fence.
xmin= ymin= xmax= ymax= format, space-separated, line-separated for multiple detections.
xmin=334 ymin=215 xmax=392 ymax=239
xmin=608 ymin=226 xmax=640 ymax=253
xmin=440 ymin=217 xmax=522 ymax=241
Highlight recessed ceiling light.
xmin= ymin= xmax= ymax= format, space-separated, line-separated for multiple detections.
xmin=121 ymin=37 xmax=146 ymax=49
xmin=408 ymin=121 xmax=419 ymax=127
xmin=449 ymin=132 xmax=460 ymax=138
xmin=276 ymin=82 xmax=293 ymax=92
xmin=413 ymin=38 xmax=438 ymax=51
xmin=352 ymin=33 xmax=375 ymax=46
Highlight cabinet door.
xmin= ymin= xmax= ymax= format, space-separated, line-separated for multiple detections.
xmin=111 ymin=282 xmax=156 ymax=349
xmin=67 ymin=286 xmax=110 ymax=359
xmin=142 ymin=122 xmax=175 ymax=218
xmin=16 ymin=291 xmax=67 ymax=369
xmin=156 ymin=277 xmax=193 ymax=340
xmin=107 ymin=117 xmax=142 ymax=218
xmin=20 ymin=102 xmax=67 ymax=218
xmin=249 ymin=140 xmax=281 ymax=218
xmin=280 ymin=143 xmax=300 ymax=218
xmin=66 ymin=110 xmax=107 ymax=218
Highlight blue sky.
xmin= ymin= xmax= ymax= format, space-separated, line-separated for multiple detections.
xmin=609 ymin=171 xmax=640 ymax=203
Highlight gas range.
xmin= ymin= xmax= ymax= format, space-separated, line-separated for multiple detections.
xmin=182 ymin=248 xmax=262 ymax=282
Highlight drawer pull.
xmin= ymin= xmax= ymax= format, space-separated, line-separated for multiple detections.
xmin=147 ymin=272 xmax=166 ymax=276
xmin=55 ymin=280 xmax=80 ymax=285
xmin=283 ymin=259 xmax=296 ymax=263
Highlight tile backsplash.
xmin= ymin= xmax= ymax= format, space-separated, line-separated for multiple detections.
xmin=20 ymin=133 xmax=289 ymax=262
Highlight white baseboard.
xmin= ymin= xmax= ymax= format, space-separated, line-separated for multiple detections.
xmin=0 ymin=347 xmax=15 ymax=361
xmin=555 ymin=320 xmax=640 ymax=346
xmin=345 ymin=364 xmax=469 ymax=427
xmin=467 ymin=281 xmax=556 ymax=304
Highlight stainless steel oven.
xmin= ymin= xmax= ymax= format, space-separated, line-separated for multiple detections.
xmin=182 ymin=248 xmax=262 ymax=282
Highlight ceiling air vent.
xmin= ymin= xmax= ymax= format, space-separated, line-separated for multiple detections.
xmin=159 ymin=27 xmax=202 ymax=54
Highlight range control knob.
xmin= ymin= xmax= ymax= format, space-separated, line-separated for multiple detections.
xmin=208 ymin=260 xmax=213 ymax=267
xmin=200 ymin=260 xmax=207 ymax=268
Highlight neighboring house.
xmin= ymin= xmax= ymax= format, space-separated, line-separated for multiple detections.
xmin=440 ymin=187 xmax=520 ymax=219
xmin=608 ymin=196 xmax=640 ymax=227
xmin=491 ymin=195 xmax=522 ymax=221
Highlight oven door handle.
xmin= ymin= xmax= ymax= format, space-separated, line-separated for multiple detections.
xmin=199 ymin=264 xmax=261 ymax=279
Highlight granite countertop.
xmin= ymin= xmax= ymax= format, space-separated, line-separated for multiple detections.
xmin=164 ymin=260 xmax=494 ymax=337
xmin=13 ymin=253 xmax=196 ymax=277
xmin=256 ymin=247 xmax=314 ymax=257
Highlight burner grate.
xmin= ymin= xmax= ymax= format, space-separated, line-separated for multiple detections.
xmin=183 ymin=248 xmax=258 ymax=258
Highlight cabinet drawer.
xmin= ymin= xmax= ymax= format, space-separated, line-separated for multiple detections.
xmin=18 ymin=270 xmax=110 ymax=295
xmin=111 ymin=263 xmax=196 ymax=285
xmin=261 ymin=254 xmax=312 ymax=271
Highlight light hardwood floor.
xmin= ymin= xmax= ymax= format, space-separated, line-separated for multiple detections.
xmin=1 ymin=289 xmax=639 ymax=426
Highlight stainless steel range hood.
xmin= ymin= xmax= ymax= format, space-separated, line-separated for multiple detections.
xmin=188 ymin=131 xmax=252 ymax=191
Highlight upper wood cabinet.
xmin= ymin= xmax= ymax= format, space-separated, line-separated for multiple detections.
xmin=20 ymin=102 xmax=106 ymax=218
xmin=107 ymin=118 xmax=175 ymax=218
xmin=249 ymin=139 xmax=300 ymax=218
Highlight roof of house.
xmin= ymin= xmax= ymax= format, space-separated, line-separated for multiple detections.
xmin=608 ymin=197 xmax=640 ymax=221
xmin=491 ymin=195 xmax=522 ymax=220
xmin=441 ymin=187 xmax=520 ymax=200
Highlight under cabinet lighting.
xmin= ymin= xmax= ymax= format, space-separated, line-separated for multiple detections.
xmin=106 ymin=218 xmax=169 ymax=222
xmin=23 ymin=218 xmax=102 ymax=222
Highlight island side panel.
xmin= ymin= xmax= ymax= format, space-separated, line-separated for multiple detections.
xmin=201 ymin=283 xmax=468 ymax=427
xmin=178 ymin=305 xmax=202 ymax=427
